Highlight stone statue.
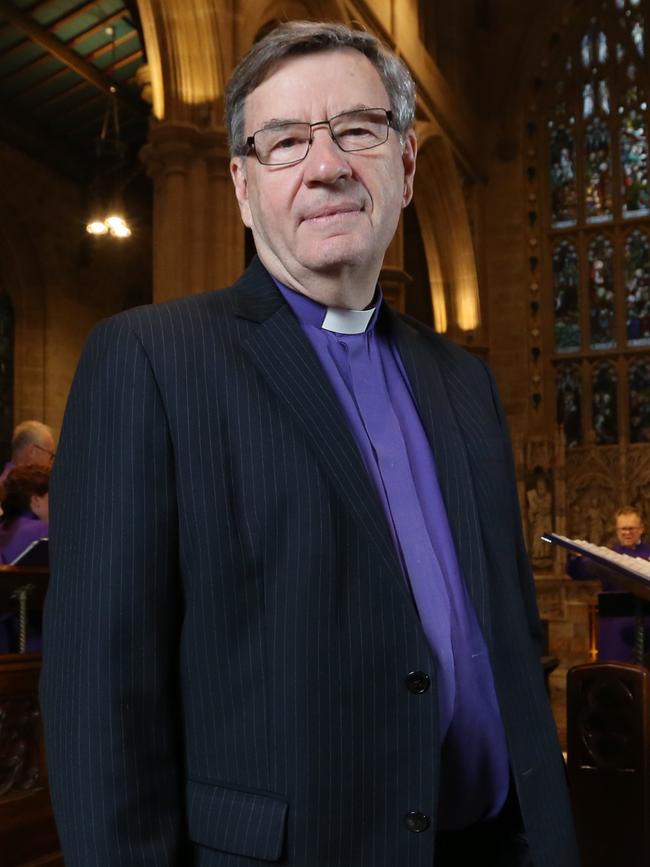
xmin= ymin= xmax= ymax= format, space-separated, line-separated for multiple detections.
xmin=527 ymin=474 xmax=553 ymax=559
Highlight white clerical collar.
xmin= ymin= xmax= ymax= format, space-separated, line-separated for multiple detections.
xmin=321 ymin=306 xmax=376 ymax=334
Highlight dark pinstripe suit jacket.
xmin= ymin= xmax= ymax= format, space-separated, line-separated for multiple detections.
xmin=41 ymin=257 xmax=579 ymax=866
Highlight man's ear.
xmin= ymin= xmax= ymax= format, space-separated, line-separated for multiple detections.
xmin=230 ymin=158 xmax=253 ymax=228
xmin=401 ymin=129 xmax=418 ymax=208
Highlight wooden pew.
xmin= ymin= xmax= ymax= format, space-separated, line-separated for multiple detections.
xmin=0 ymin=567 xmax=61 ymax=867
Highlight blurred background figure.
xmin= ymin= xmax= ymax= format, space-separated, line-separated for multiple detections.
xmin=0 ymin=420 xmax=55 ymax=487
xmin=612 ymin=506 xmax=650 ymax=560
xmin=0 ymin=463 xmax=50 ymax=653
xmin=567 ymin=505 xmax=650 ymax=662
xmin=0 ymin=464 xmax=50 ymax=564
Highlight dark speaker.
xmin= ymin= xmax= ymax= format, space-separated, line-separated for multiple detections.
xmin=567 ymin=662 xmax=650 ymax=867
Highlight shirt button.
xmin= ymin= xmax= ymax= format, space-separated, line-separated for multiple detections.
xmin=404 ymin=811 xmax=430 ymax=833
xmin=404 ymin=670 xmax=431 ymax=694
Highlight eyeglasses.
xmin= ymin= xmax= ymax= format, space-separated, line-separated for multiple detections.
xmin=32 ymin=443 xmax=55 ymax=461
xmin=244 ymin=108 xmax=395 ymax=166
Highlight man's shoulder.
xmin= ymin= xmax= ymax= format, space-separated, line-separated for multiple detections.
xmin=393 ymin=310 xmax=488 ymax=374
xmin=88 ymin=258 xmax=275 ymax=344
xmin=105 ymin=282 xmax=238 ymax=332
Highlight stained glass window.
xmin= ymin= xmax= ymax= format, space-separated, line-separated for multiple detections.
xmin=630 ymin=358 xmax=650 ymax=441
xmin=621 ymin=107 xmax=650 ymax=216
xmin=599 ymin=80 xmax=611 ymax=114
xmin=554 ymin=241 xmax=581 ymax=352
xmin=557 ymin=366 xmax=582 ymax=446
xmin=583 ymin=83 xmax=595 ymax=118
xmin=0 ymin=291 xmax=13 ymax=460
xmin=550 ymin=127 xmax=578 ymax=226
xmin=541 ymin=0 xmax=650 ymax=448
xmin=592 ymin=363 xmax=618 ymax=443
xmin=597 ymin=31 xmax=608 ymax=63
xmin=589 ymin=235 xmax=616 ymax=347
xmin=625 ymin=229 xmax=650 ymax=344
xmin=585 ymin=119 xmax=613 ymax=221
xmin=632 ymin=19 xmax=645 ymax=55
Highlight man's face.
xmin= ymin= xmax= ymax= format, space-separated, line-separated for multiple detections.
xmin=18 ymin=433 xmax=55 ymax=467
xmin=230 ymin=48 xmax=417 ymax=299
xmin=616 ymin=512 xmax=645 ymax=548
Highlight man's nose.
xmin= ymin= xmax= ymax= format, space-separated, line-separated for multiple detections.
xmin=302 ymin=126 xmax=352 ymax=184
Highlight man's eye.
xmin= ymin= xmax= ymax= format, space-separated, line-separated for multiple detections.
xmin=340 ymin=126 xmax=373 ymax=137
xmin=275 ymin=137 xmax=300 ymax=149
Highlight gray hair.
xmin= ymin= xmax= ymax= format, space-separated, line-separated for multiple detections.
xmin=225 ymin=21 xmax=416 ymax=156
xmin=12 ymin=420 xmax=53 ymax=456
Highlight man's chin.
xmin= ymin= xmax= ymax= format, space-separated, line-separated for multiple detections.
xmin=297 ymin=240 xmax=371 ymax=275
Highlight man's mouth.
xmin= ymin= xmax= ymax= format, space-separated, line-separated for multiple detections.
xmin=301 ymin=203 xmax=364 ymax=223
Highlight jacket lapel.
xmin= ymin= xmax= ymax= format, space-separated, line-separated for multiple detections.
xmin=390 ymin=313 xmax=491 ymax=629
xmin=231 ymin=260 xmax=406 ymax=590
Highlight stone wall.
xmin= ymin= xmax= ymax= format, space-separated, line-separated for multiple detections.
xmin=536 ymin=576 xmax=598 ymax=746
xmin=0 ymin=142 xmax=151 ymax=444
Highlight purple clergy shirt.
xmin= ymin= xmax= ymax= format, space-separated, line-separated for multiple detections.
xmin=0 ymin=512 xmax=49 ymax=564
xmin=275 ymin=280 xmax=510 ymax=830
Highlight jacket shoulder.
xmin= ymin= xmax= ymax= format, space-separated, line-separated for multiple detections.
xmin=396 ymin=311 xmax=489 ymax=376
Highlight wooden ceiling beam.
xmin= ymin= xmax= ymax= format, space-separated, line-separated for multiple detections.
xmin=85 ymin=28 xmax=137 ymax=62
xmin=68 ymin=10 xmax=129 ymax=48
xmin=0 ymin=0 xmax=146 ymax=115
xmin=3 ymin=10 xmax=133 ymax=87
xmin=48 ymin=0 xmax=106 ymax=34
xmin=106 ymin=47 xmax=143 ymax=74
xmin=2 ymin=47 xmax=48 ymax=84
xmin=12 ymin=60 xmax=71 ymax=99
xmin=29 ymin=75 xmax=90 ymax=111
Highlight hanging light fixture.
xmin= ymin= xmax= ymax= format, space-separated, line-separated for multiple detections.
xmin=86 ymin=28 xmax=132 ymax=239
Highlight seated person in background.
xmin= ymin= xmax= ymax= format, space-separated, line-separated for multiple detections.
xmin=0 ymin=420 xmax=55 ymax=488
xmin=0 ymin=464 xmax=49 ymax=653
xmin=0 ymin=464 xmax=50 ymax=564
xmin=567 ymin=505 xmax=650 ymax=662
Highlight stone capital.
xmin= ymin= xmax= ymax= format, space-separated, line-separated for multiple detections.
xmin=140 ymin=120 xmax=230 ymax=179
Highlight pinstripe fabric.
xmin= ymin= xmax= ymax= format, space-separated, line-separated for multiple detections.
xmin=40 ymin=257 xmax=579 ymax=866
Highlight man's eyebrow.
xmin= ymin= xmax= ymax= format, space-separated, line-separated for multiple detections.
xmin=257 ymin=117 xmax=305 ymax=130
xmin=255 ymin=105 xmax=380 ymax=131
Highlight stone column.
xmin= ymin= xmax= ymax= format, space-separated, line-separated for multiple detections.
xmin=381 ymin=219 xmax=410 ymax=312
xmin=141 ymin=121 xmax=244 ymax=302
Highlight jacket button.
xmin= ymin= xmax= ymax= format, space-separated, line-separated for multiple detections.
xmin=405 ymin=670 xmax=431 ymax=694
xmin=404 ymin=811 xmax=430 ymax=833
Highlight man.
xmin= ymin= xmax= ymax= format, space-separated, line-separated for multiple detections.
xmin=568 ymin=505 xmax=650 ymax=661
xmin=0 ymin=419 xmax=55 ymax=486
xmin=41 ymin=22 xmax=579 ymax=867
xmin=612 ymin=505 xmax=650 ymax=560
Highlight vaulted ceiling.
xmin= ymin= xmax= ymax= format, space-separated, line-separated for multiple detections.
xmin=0 ymin=0 xmax=149 ymax=181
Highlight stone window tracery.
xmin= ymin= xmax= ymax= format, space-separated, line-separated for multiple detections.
xmin=543 ymin=0 xmax=650 ymax=445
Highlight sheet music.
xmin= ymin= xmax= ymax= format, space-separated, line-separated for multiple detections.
xmin=542 ymin=532 xmax=650 ymax=592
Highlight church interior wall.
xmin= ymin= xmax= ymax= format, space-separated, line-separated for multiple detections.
xmin=0 ymin=141 xmax=152 ymax=441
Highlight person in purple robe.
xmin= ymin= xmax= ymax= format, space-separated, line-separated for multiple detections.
xmin=567 ymin=504 xmax=650 ymax=661
xmin=0 ymin=463 xmax=50 ymax=653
